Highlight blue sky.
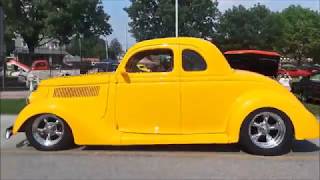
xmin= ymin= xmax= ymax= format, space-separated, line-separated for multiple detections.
xmin=103 ymin=0 xmax=320 ymax=49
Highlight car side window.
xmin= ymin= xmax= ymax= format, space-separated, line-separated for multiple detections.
xmin=126 ymin=49 xmax=173 ymax=73
xmin=310 ymin=74 xmax=320 ymax=82
xmin=182 ymin=50 xmax=207 ymax=71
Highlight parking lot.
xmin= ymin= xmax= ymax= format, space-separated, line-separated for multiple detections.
xmin=1 ymin=115 xmax=319 ymax=180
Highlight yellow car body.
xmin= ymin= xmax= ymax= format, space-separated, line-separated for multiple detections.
xmin=11 ymin=38 xmax=319 ymax=147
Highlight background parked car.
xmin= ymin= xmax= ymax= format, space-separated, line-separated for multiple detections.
xmin=278 ymin=64 xmax=312 ymax=78
xmin=91 ymin=59 xmax=119 ymax=72
xmin=93 ymin=62 xmax=118 ymax=72
xmin=291 ymin=72 xmax=320 ymax=102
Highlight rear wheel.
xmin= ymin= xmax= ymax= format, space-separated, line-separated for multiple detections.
xmin=25 ymin=114 xmax=74 ymax=151
xmin=240 ymin=108 xmax=293 ymax=156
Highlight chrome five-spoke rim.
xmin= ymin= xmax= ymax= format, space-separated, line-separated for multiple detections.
xmin=249 ymin=112 xmax=286 ymax=149
xmin=32 ymin=115 xmax=65 ymax=147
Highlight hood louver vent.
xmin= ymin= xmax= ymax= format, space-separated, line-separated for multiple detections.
xmin=53 ymin=86 xmax=100 ymax=98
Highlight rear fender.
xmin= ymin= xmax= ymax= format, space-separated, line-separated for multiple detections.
xmin=226 ymin=89 xmax=320 ymax=142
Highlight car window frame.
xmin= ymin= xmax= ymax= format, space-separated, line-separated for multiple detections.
xmin=125 ymin=48 xmax=175 ymax=73
xmin=181 ymin=49 xmax=208 ymax=72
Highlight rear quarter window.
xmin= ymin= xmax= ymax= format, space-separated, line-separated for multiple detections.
xmin=182 ymin=50 xmax=207 ymax=71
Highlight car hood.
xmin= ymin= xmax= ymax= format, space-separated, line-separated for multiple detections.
xmin=40 ymin=73 xmax=113 ymax=87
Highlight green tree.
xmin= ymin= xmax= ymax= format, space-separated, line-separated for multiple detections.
xmin=215 ymin=4 xmax=285 ymax=51
xmin=109 ymin=38 xmax=123 ymax=59
xmin=125 ymin=0 xmax=220 ymax=41
xmin=3 ymin=0 xmax=48 ymax=54
xmin=3 ymin=0 xmax=112 ymax=56
xmin=46 ymin=0 xmax=112 ymax=45
xmin=280 ymin=5 xmax=320 ymax=65
xmin=2 ymin=5 xmax=15 ymax=56
xmin=66 ymin=36 xmax=106 ymax=59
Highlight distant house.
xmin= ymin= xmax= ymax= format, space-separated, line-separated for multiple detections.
xmin=12 ymin=35 xmax=68 ymax=66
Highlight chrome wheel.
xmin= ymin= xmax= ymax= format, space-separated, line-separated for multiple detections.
xmin=31 ymin=115 xmax=65 ymax=147
xmin=248 ymin=112 xmax=286 ymax=149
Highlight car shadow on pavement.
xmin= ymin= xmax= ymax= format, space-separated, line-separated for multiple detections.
xmin=83 ymin=140 xmax=319 ymax=153
xmin=14 ymin=139 xmax=319 ymax=153
xmin=292 ymin=140 xmax=320 ymax=152
xmin=83 ymin=144 xmax=241 ymax=152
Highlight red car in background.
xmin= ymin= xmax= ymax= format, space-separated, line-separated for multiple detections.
xmin=300 ymin=64 xmax=320 ymax=74
xmin=31 ymin=60 xmax=50 ymax=70
xmin=278 ymin=64 xmax=312 ymax=78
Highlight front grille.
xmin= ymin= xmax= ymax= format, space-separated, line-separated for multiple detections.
xmin=53 ymin=86 xmax=100 ymax=98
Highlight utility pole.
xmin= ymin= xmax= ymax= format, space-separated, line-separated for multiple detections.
xmin=78 ymin=34 xmax=86 ymax=74
xmin=105 ymin=37 xmax=108 ymax=60
xmin=79 ymin=34 xmax=83 ymax=62
xmin=175 ymin=0 xmax=178 ymax=37
xmin=0 ymin=6 xmax=5 ymax=90
xmin=126 ymin=23 xmax=128 ymax=51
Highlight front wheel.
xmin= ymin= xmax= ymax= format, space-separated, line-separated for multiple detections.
xmin=25 ymin=114 xmax=74 ymax=151
xmin=240 ymin=108 xmax=293 ymax=156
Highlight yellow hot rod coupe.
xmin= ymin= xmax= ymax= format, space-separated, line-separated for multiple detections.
xmin=6 ymin=38 xmax=319 ymax=155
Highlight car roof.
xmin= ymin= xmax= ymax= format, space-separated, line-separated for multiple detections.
xmin=129 ymin=37 xmax=214 ymax=51
xmin=124 ymin=37 xmax=232 ymax=75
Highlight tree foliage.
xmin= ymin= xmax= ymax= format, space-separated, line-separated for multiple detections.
xmin=3 ymin=0 xmax=112 ymax=55
xmin=46 ymin=0 xmax=112 ymax=44
xmin=66 ymin=37 xmax=123 ymax=60
xmin=108 ymin=38 xmax=123 ymax=59
xmin=215 ymin=4 xmax=285 ymax=51
xmin=66 ymin=36 xmax=106 ymax=59
xmin=280 ymin=5 xmax=320 ymax=64
xmin=125 ymin=0 xmax=220 ymax=41
xmin=3 ymin=0 xmax=48 ymax=53
xmin=215 ymin=4 xmax=320 ymax=65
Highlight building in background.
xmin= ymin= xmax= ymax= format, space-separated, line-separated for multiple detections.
xmin=12 ymin=35 xmax=68 ymax=66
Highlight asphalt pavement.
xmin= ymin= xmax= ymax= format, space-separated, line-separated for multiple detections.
xmin=1 ymin=115 xmax=319 ymax=180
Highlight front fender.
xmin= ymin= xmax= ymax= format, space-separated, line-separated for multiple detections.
xmin=226 ymin=89 xmax=320 ymax=143
xmin=12 ymin=97 xmax=120 ymax=145
xmin=12 ymin=100 xmax=81 ymax=142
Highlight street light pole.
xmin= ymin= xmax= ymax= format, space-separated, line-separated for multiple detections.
xmin=0 ymin=6 xmax=5 ymax=90
xmin=79 ymin=36 xmax=82 ymax=61
xmin=79 ymin=34 xmax=83 ymax=62
xmin=126 ymin=23 xmax=128 ymax=51
xmin=175 ymin=0 xmax=178 ymax=37
xmin=105 ymin=38 xmax=108 ymax=60
xmin=49 ymin=45 xmax=52 ymax=77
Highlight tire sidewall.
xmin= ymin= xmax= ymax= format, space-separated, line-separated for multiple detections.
xmin=25 ymin=114 xmax=74 ymax=151
xmin=240 ymin=108 xmax=294 ymax=156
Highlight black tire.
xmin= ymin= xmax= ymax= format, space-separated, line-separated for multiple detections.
xmin=25 ymin=114 xmax=74 ymax=151
xmin=239 ymin=108 xmax=294 ymax=156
